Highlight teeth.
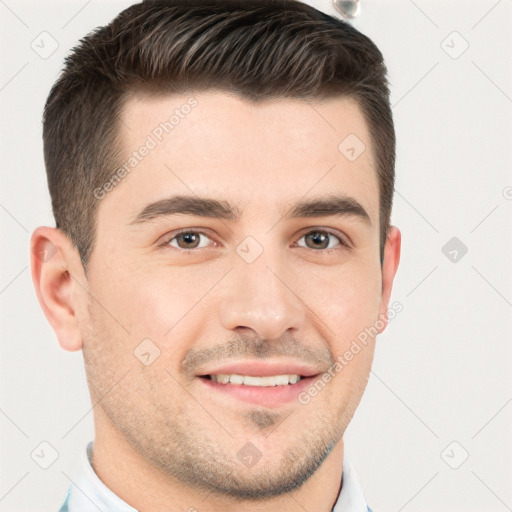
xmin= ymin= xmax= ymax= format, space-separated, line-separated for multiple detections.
xmin=229 ymin=374 xmax=244 ymax=385
xmin=289 ymin=374 xmax=300 ymax=384
xmin=210 ymin=374 xmax=302 ymax=386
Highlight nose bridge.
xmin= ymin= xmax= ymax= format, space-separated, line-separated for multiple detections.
xmin=218 ymin=240 xmax=306 ymax=340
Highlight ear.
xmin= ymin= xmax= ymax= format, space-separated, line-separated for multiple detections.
xmin=30 ymin=226 xmax=86 ymax=351
xmin=377 ymin=226 xmax=401 ymax=333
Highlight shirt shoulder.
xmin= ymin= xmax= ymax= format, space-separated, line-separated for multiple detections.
xmin=59 ymin=442 xmax=137 ymax=512
xmin=332 ymin=454 xmax=371 ymax=512
xmin=57 ymin=485 xmax=71 ymax=512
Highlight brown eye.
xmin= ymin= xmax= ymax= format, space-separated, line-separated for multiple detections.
xmin=297 ymin=230 xmax=344 ymax=251
xmin=167 ymin=231 xmax=211 ymax=250
xmin=305 ymin=232 xmax=329 ymax=249
xmin=176 ymin=233 xmax=200 ymax=249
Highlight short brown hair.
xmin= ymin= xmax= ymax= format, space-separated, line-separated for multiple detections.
xmin=43 ymin=0 xmax=395 ymax=268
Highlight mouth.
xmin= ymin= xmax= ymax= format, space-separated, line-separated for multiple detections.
xmin=195 ymin=362 xmax=321 ymax=407
xmin=200 ymin=373 xmax=304 ymax=386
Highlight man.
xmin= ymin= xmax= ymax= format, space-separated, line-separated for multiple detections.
xmin=30 ymin=0 xmax=401 ymax=510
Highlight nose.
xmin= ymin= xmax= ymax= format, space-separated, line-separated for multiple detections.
xmin=218 ymin=248 xmax=307 ymax=341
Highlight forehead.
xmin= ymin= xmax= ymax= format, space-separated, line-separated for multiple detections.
xmin=104 ymin=90 xmax=379 ymax=227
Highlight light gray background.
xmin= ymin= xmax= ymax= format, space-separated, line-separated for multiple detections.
xmin=1 ymin=1 xmax=511 ymax=510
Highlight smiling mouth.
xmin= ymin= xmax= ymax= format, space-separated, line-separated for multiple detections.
xmin=197 ymin=370 xmax=319 ymax=407
xmin=199 ymin=374 xmax=304 ymax=386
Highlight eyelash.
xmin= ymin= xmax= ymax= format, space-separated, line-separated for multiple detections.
xmin=159 ymin=228 xmax=351 ymax=254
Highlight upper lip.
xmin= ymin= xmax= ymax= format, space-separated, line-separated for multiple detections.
xmin=197 ymin=360 xmax=321 ymax=378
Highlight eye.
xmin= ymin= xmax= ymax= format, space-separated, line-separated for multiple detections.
xmin=163 ymin=230 xmax=214 ymax=250
xmin=159 ymin=228 xmax=350 ymax=253
xmin=295 ymin=229 xmax=349 ymax=251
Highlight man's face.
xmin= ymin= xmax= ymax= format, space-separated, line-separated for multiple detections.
xmin=80 ymin=91 xmax=391 ymax=497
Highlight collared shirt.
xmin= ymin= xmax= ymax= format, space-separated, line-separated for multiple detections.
xmin=59 ymin=442 xmax=372 ymax=512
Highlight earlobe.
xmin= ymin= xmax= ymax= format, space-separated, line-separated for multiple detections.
xmin=30 ymin=227 xmax=85 ymax=352
xmin=378 ymin=226 xmax=401 ymax=333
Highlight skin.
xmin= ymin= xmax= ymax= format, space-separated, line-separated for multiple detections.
xmin=31 ymin=91 xmax=400 ymax=512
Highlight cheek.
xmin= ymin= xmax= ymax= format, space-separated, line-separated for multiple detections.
xmin=299 ymin=260 xmax=382 ymax=342
xmin=106 ymin=262 xmax=225 ymax=342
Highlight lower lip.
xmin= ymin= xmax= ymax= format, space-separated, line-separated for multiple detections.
xmin=198 ymin=376 xmax=317 ymax=408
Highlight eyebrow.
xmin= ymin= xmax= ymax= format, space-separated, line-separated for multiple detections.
xmin=129 ymin=194 xmax=371 ymax=226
